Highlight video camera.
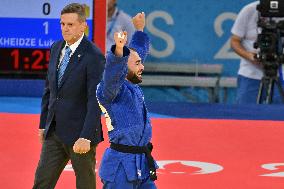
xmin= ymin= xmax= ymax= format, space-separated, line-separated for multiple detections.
xmin=254 ymin=0 xmax=284 ymax=77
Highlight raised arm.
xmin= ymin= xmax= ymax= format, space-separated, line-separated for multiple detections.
xmin=98 ymin=31 xmax=130 ymax=102
xmin=129 ymin=12 xmax=150 ymax=63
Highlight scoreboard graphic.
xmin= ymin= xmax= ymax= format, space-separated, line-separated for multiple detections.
xmin=0 ymin=0 xmax=95 ymax=77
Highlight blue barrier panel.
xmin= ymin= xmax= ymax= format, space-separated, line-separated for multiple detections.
xmin=0 ymin=79 xmax=44 ymax=97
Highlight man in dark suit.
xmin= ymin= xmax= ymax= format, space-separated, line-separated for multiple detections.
xmin=33 ymin=3 xmax=105 ymax=189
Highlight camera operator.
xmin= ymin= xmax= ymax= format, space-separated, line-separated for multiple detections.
xmin=231 ymin=1 xmax=284 ymax=104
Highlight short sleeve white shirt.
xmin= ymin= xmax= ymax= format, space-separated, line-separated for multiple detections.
xmin=231 ymin=1 xmax=262 ymax=79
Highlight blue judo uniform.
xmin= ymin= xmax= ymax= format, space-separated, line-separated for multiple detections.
xmin=96 ymin=31 xmax=157 ymax=189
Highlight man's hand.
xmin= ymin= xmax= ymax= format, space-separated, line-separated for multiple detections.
xmin=248 ymin=52 xmax=260 ymax=66
xmin=73 ymin=138 xmax=91 ymax=154
xmin=38 ymin=129 xmax=45 ymax=144
xmin=231 ymin=35 xmax=260 ymax=66
xmin=114 ymin=31 xmax=127 ymax=57
xmin=132 ymin=12 xmax=145 ymax=31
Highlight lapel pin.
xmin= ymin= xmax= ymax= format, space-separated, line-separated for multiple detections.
xmin=78 ymin=54 xmax=81 ymax=58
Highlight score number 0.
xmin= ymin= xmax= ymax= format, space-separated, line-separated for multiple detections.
xmin=42 ymin=3 xmax=51 ymax=35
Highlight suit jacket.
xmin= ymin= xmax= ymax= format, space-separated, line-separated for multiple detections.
xmin=39 ymin=36 xmax=105 ymax=146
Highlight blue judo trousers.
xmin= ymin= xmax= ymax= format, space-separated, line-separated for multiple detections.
xmin=96 ymin=31 xmax=157 ymax=189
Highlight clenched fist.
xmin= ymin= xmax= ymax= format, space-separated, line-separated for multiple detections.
xmin=114 ymin=31 xmax=127 ymax=57
xmin=132 ymin=12 xmax=145 ymax=31
xmin=73 ymin=138 xmax=91 ymax=154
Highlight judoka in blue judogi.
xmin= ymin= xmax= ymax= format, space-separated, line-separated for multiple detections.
xmin=96 ymin=12 xmax=158 ymax=189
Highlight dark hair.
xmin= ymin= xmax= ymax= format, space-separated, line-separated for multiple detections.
xmin=61 ymin=3 xmax=86 ymax=22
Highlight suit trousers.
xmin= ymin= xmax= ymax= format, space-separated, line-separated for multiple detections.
xmin=33 ymin=130 xmax=97 ymax=189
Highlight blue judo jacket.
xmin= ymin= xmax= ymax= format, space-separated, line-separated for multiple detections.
xmin=96 ymin=31 xmax=156 ymax=182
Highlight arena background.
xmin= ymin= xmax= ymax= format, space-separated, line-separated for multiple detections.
xmin=118 ymin=0 xmax=256 ymax=103
xmin=119 ymin=0 xmax=250 ymax=76
xmin=0 ymin=0 xmax=257 ymax=103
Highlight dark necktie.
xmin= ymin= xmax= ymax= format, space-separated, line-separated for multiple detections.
xmin=57 ymin=46 xmax=71 ymax=86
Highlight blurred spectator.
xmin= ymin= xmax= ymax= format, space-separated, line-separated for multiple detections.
xmin=106 ymin=0 xmax=135 ymax=51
